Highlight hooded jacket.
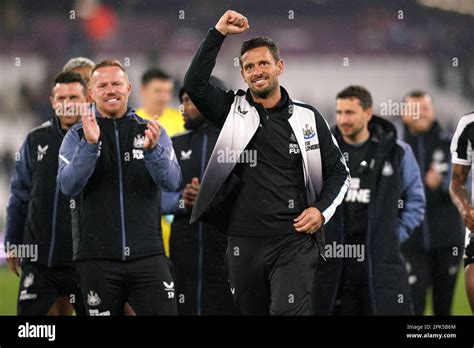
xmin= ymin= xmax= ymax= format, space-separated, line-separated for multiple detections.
xmin=313 ymin=116 xmax=425 ymax=315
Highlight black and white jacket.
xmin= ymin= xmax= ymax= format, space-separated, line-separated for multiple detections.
xmin=184 ymin=28 xmax=350 ymax=233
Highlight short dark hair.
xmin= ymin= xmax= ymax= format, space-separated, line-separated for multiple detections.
xmin=141 ymin=68 xmax=171 ymax=86
xmin=403 ymin=89 xmax=431 ymax=101
xmin=239 ymin=36 xmax=280 ymax=66
xmin=52 ymin=71 xmax=88 ymax=96
xmin=91 ymin=59 xmax=126 ymax=75
xmin=336 ymin=85 xmax=373 ymax=110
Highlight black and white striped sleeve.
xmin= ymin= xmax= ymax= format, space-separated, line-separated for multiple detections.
xmin=451 ymin=112 xmax=474 ymax=166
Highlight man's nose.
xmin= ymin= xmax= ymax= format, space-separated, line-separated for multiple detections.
xmin=253 ymin=67 xmax=263 ymax=76
xmin=105 ymin=84 xmax=115 ymax=94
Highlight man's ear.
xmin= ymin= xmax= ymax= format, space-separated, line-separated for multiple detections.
xmin=277 ymin=59 xmax=284 ymax=76
xmin=240 ymin=68 xmax=246 ymax=83
xmin=365 ymin=107 xmax=373 ymax=121
xmin=127 ymin=82 xmax=132 ymax=96
xmin=88 ymin=86 xmax=94 ymax=102
xmin=49 ymin=96 xmax=56 ymax=110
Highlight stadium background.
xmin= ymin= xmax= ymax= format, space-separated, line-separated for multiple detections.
xmin=0 ymin=0 xmax=473 ymax=315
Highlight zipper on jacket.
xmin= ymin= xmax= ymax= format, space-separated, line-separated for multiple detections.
xmin=114 ymin=119 xmax=127 ymax=261
xmin=197 ymin=131 xmax=208 ymax=315
xmin=47 ymin=186 xmax=60 ymax=267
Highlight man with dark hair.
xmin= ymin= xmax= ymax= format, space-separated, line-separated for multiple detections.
xmin=137 ymin=67 xmax=184 ymax=137
xmin=5 ymin=71 xmax=87 ymax=315
xmin=397 ymin=90 xmax=463 ymax=315
xmin=162 ymin=76 xmax=237 ymax=315
xmin=313 ymin=85 xmax=425 ymax=315
xmin=136 ymin=67 xmax=185 ymax=258
xmin=57 ymin=59 xmax=181 ymax=315
xmin=184 ymin=10 xmax=350 ymax=315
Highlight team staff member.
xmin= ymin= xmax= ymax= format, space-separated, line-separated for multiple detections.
xmin=136 ymin=68 xmax=185 ymax=257
xmin=184 ymin=10 xmax=350 ymax=315
xmin=162 ymin=77 xmax=237 ymax=315
xmin=313 ymin=86 xmax=425 ymax=315
xmin=398 ymin=90 xmax=463 ymax=315
xmin=63 ymin=57 xmax=95 ymax=85
xmin=449 ymin=111 xmax=474 ymax=313
xmin=5 ymin=72 xmax=87 ymax=315
xmin=57 ymin=59 xmax=181 ymax=316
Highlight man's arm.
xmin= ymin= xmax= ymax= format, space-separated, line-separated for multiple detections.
xmin=183 ymin=10 xmax=248 ymax=128
xmin=294 ymin=111 xmax=350 ymax=234
xmin=4 ymin=138 xmax=31 ymax=276
xmin=313 ymin=112 xmax=351 ymax=224
xmin=449 ymin=114 xmax=474 ymax=230
xmin=57 ymin=127 xmax=99 ymax=196
xmin=143 ymin=127 xmax=182 ymax=192
xmin=5 ymin=139 xmax=31 ymax=247
xmin=397 ymin=140 xmax=426 ymax=243
xmin=161 ymin=191 xmax=182 ymax=215
xmin=450 ymin=164 xmax=474 ymax=230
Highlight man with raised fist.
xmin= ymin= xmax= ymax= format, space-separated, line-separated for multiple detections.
xmin=184 ymin=10 xmax=350 ymax=315
xmin=57 ymin=59 xmax=181 ymax=315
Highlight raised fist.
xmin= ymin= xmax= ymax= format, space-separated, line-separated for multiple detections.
xmin=215 ymin=10 xmax=250 ymax=36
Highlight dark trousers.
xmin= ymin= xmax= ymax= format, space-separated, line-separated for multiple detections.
xmin=226 ymin=233 xmax=318 ymax=315
xmin=402 ymin=246 xmax=462 ymax=315
xmin=76 ymin=254 xmax=177 ymax=315
xmin=17 ymin=262 xmax=85 ymax=315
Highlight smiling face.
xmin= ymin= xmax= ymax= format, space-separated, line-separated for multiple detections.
xmin=50 ymin=82 xmax=87 ymax=128
xmin=336 ymin=97 xmax=372 ymax=142
xmin=240 ymin=46 xmax=283 ymax=99
xmin=402 ymin=95 xmax=435 ymax=134
xmin=90 ymin=66 xmax=131 ymax=118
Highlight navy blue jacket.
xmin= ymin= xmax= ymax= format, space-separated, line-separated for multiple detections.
xmin=162 ymin=123 xmax=237 ymax=315
xmin=313 ymin=116 xmax=425 ymax=315
xmin=57 ymin=108 xmax=181 ymax=261
xmin=397 ymin=121 xmax=464 ymax=250
xmin=5 ymin=116 xmax=74 ymax=267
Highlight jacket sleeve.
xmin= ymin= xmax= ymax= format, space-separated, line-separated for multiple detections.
xmin=57 ymin=126 xmax=100 ymax=196
xmin=183 ymin=28 xmax=235 ymax=129
xmin=144 ymin=127 xmax=182 ymax=192
xmin=4 ymin=138 xmax=32 ymax=247
xmin=313 ymin=112 xmax=351 ymax=224
xmin=397 ymin=140 xmax=426 ymax=243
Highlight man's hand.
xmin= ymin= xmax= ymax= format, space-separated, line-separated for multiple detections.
xmin=293 ymin=207 xmax=325 ymax=234
xmin=462 ymin=207 xmax=474 ymax=231
xmin=425 ymin=166 xmax=443 ymax=190
xmin=144 ymin=118 xmax=161 ymax=150
xmin=82 ymin=113 xmax=100 ymax=144
xmin=215 ymin=10 xmax=249 ymax=36
xmin=183 ymin=177 xmax=200 ymax=209
xmin=6 ymin=254 xmax=21 ymax=277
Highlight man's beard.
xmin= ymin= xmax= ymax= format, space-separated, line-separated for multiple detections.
xmin=184 ymin=116 xmax=206 ymax=130
xmin=249 ymin=79 xmax=277 ymax=99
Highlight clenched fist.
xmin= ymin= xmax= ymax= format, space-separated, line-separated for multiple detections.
xmin=215 ymin=10 xmax=250 ymax=36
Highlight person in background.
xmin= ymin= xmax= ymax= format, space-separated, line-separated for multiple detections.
xmin=398 ymin=90 xmax=464 ymax=315
xmin=313 ymin=86 xmax=425 ymax=315
xmin=162 ymin=76 xmax=237 ymax=315
xmin=136 ymin=68 xmax=185 ymax=258
xmin=5 ymin=71 xmax=87 ymax=316
xmin=62 ymin=57 xmax=95 ymax=85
